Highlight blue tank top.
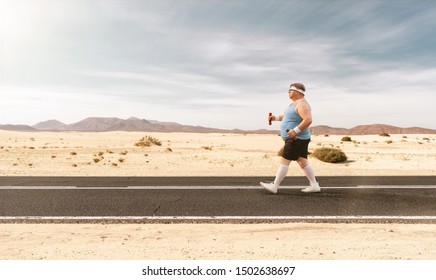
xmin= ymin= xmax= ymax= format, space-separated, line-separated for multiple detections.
xmin=280 ymin=100 xmax=311 ymax=140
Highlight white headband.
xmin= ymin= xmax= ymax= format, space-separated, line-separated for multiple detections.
xmin=289 ymin=86 xmax=305 ymax=94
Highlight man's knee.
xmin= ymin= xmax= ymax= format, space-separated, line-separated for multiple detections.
xmin=297 ymin=157 xmax=309 ymax=168
xmin=280 ymin=157 xmax=292 ymax=166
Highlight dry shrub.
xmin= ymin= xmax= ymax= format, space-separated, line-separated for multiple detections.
xmin=312 ymin=147 xmax=347 ymax=163
xmin=379 ymin=132 xmax=390 ymax=137
xmin=277 ymin=146 xmax=284 ymax=157
xmin=341 ymin=136 xmax=352 ymax=142
xmin=135 ymin=136 xmax=162 ymax=147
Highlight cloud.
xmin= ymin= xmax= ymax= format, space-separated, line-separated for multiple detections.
xmin=1 ymin=0 xmax=435 ymax=129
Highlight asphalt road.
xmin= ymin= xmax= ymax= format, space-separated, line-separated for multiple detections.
xmin=1 ymin=176 xmax=435 ymax=223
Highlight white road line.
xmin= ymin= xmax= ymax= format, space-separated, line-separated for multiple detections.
xmin=0 ymin=186 xmax=78 ymax=190
xmin=1 ymin=216 xmax=436 ymax=221
xmin=128 ymin=185 xmax=436 ymax=189
xmin=0 ymin=185 xmax=435 ymax=190
xmin=356 ymin=185 xmax=436 ymax=189
xmin=127 ymin=186 xmax=291 ymax=189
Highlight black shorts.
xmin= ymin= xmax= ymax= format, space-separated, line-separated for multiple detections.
xmin=282 ymin=138 xmax=311 ymax=161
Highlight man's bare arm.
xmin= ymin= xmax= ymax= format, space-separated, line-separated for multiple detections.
xmin=295 ymin=102 xmax=312 ymax=130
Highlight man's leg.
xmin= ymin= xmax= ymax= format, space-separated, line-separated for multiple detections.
xmin=260 ymin=157 xmax=291 ymax=194
xmin=297 ymin=157 xmax=321 ymax=193
xmin=297 ymin=157 xmax=316 ymax=184
xmin=275 ymin=157 xmax=292 ymax=186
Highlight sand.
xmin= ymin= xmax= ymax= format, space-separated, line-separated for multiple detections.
xmin=0 ymin=130 xmax=435 ymax=259
xmin=1 ymin=130 xmax=434 ymax=176
xmin=1 ymin=223 xmax=436 ymax=260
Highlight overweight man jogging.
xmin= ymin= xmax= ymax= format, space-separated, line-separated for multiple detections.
xmin=260 ymin=82 xmax=321 ymax=194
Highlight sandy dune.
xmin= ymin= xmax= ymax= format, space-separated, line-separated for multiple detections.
xmin=0 ymin=130 xmax=435 ymax=259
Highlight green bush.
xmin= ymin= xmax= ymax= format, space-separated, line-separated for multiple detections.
xmin=312 ymin=147 xmax=347 ymax=163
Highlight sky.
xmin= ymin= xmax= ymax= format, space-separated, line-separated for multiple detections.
xmin=1 ymin=0 xmax=436 ymax=130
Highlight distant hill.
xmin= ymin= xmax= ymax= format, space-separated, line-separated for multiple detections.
xmin=309 ymin=125 xmax=349 ymax=135
xmin=0 ymin=117 xmax=435 ymax=134
xmin=63 ymin=117 xmax=230 ymax=133
xmin=347 ymin=124 xmax=436 ymax=135
xmin=65 ymin=117 xmax=158 ymax=131
xmin=33 ymin=119 xmax=66 ymax=130
xmin=0 ymin=124 xmax=37 ymax=131
xmin=311 ymin=124 xmax=436 ymax=135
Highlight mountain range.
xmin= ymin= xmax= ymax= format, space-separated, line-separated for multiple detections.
xmin=1 ymin=117 xmax=435 ymax=135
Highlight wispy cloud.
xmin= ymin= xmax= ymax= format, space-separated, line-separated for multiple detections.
xmin=1 ymin=0 xmax=435 ymax=129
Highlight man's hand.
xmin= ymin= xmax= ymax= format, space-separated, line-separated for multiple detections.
xmin=285 ymin=129 xmax=298 ymax=140
xmin=287 ymin=129 xmax=297 ymax=138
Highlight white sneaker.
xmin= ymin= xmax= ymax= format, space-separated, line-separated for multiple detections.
xmin=301 ymin=182 xmax=321 ymax=193
xmin=260 ymin=181 xmax=278 ymax=194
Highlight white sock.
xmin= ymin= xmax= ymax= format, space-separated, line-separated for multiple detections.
xmin=273 ymin=164 xmax=289 ymax=187
xmin=302 ymin=164 xmax=317 ymax=185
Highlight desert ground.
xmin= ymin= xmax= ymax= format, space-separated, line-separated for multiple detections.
xmin=0 ymin=130 xmax=434 ymax=176
xmin=0 ymin=130 xmax=435 ymax=259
